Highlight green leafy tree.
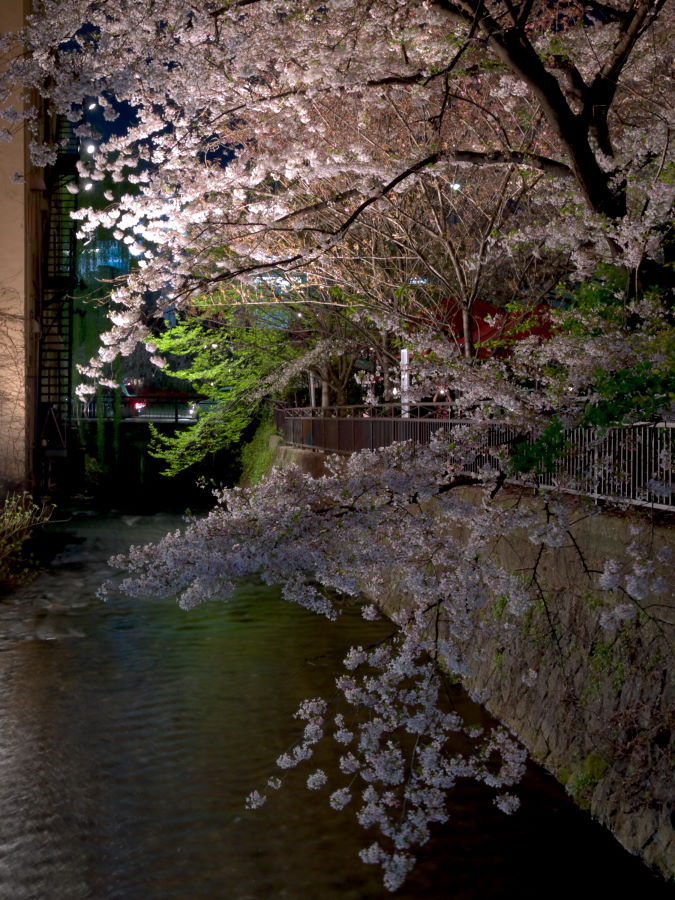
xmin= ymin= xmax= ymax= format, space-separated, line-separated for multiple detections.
xmin=149 ymin=302 xmax=301 ymax=476
xmin=561 ymin=267 xmax=675 ymax=426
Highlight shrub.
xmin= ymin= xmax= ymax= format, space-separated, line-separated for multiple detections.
xmin=0 ymin=492 xmax=53 ymax=590
xmin=238 ymin=411 xmax=278 ymax=486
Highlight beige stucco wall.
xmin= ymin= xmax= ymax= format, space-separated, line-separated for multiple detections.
xmin=0 ymin=0 xmax=40 ymax=492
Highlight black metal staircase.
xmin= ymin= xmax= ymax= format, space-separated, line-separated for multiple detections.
xmin=36 ymin=118 xmax=78 ymax=484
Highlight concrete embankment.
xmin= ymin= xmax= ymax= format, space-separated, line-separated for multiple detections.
xmin=272 ymin=443 xmax=675 ymax=880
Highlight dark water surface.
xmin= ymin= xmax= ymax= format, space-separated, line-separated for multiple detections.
xmin=0 ymin=514 xmax=670 ymax=900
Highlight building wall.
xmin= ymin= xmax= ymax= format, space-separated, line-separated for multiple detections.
xmin=0 ymin=0 xmax=44 ymax=492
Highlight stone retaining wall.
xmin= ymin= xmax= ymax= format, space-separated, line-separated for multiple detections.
xmin=272 ymin=444 xmax=674 ymax=878
xmin=436 ymin=489 xmax=674 ymax=879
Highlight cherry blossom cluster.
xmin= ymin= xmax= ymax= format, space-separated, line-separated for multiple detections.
xmin=99 ymin=345 xmax=671 ymax=889
xmin=0 ymin=0 xmax=670 ymax=387
xmin=103 ymin=422 xmax=669 ymax=888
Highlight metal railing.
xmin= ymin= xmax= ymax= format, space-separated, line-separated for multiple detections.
xmin=279 ymin=404 xmax=674 ymax=511
xmin=282 ymin=403 xmax=455 ymax=451
xmin=75 ymin=395 xmax=198 ymax=424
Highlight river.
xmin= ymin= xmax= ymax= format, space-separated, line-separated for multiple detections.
xmin=0 ymin=513 xmax=669 ymax=899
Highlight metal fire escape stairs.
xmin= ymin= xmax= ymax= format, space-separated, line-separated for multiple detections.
xmin=36 ymin=118 xmax=78 ymax=480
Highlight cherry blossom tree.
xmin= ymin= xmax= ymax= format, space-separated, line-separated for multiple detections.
xmin=303 ymin=161 xmax=568 ymax=359
xmin=1 ymin=0 xmax=673 ymax=888
xmin=0 ymin=0 xmax=671 ymax=374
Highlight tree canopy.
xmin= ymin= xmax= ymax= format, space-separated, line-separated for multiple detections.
xmin=1 ymin=0 xmax=671 ymax=378
xmin=2 ymin=0 xmax=673 ymax=889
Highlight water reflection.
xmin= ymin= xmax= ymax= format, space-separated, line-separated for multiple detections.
xmin=0 ymin=514 xmax=669 ymax=899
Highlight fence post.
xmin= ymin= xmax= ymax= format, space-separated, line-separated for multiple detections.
xmin=401 ymin=349 xmax=410 ymax=418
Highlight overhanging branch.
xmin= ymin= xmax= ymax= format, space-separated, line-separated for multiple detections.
xmin=175 ymin=146 xmax=573 ymax=294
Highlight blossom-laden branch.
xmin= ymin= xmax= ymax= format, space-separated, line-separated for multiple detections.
xmin=105 ymin=418 xmax=672 ymax=888
xmin=0 ymin=0 xmax=670 ymax=377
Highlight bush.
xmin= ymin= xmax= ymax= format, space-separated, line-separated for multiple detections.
xmin=0 ymin=492 xmax=53 ymax=590
xmin=508 ymin=419 xmax=568 ymax=475
xmin=238 ymin=411 xmax=278 ymax=486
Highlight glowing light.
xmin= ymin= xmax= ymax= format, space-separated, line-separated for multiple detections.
xmin=86 ymin=143 xmax=96 ymax=153
xmin=83 ymin=182 xmax=93 ymax=191
xmin=88 ymin=102 xmax=97 ymax=110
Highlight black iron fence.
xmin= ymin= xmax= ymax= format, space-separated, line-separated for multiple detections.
xmin=75 ymin=395 xmax=198 ymax=423
xmin=279 ymin=404 xmax=674 ymax=511
xmin=282 ymin=403 xmax=454 ymax=452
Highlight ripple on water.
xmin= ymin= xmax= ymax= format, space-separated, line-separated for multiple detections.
xmin=0 ymin=514 xmax=671 ymax=900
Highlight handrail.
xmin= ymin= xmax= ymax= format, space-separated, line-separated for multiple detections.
xmin=74 ymin=394 xmax=199 ymax=423
xmin=278 ymin=406 xmax=674 ymax=511
xmin=281 ymin=403 xmax=453 ymax=419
